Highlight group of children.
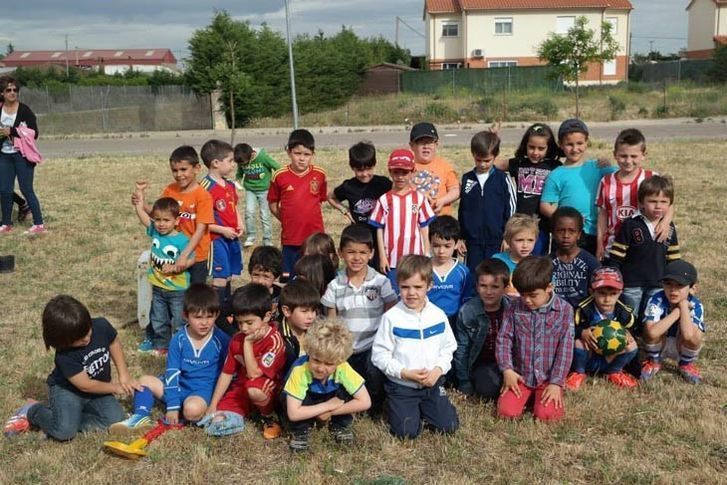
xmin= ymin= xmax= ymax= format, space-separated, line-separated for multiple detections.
xmin=4 ymin=119 xmax=706 ymax=451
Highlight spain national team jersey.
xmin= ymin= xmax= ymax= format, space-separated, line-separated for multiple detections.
xmin=161 ymin=183 xmax=214 ymax=263
xmin=596 ymin=168 xmax=654 ymax=251
xmin=267 ymin=165 xmax=327 ymax=246
xmin=222 ymin=325 xmax=286 ymax=382
xmin=200 ymin=176 xmax=239 ymax=241
xmin=368 ymin=189 xmax=435 ymax=268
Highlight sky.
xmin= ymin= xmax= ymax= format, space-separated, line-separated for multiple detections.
xmin=2 ymin=0 xmax=689 ymax=60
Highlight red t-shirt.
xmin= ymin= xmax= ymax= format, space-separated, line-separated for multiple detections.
xmin=161 ymin=183 xmax=214 ymax=263
xmin=267 ymin=165 xmax=327 ymax=246
xmin=222 ymin=325 xmax=286 ymax=382
xmin=200 ymin=176 xmax=239 ymax=241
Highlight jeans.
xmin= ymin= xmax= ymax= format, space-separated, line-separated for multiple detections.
xmin=245 ymin=190 xmax=272 ymax=245
xmin=285 ymin=387 xmax=354 ymax=435
xmin=622 ymin=286 xmax=660 ymax=331
xmin=470 ymin=361 xmax=502 ymax=400
xmin=148 ymin=286 xmax=186 ymax=349
xmin=27 ymin=385 xmax=125 ymax=441
xmin=385 ymin=377 xmax=458 ymax=439
xmin=348 ymin=349 xmax=385 ymax=415
xmin=0 ymin=151 xmax=43 ymax=225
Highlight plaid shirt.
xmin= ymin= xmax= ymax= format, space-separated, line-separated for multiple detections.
xmin=496 ymin=294 xmax=574 ymax=387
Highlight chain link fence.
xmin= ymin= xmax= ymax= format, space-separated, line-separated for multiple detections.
xmin=400 ymin=65 xmax=562 ymax=95
xmin=21 ymin=85 xmax=213 ymax=135
xmin=629 ymin=59 xmax=714 ymax=83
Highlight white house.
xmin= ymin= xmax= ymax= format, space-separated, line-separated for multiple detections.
xmin=686 ymin=0 xmax=727 ymax=58
xmin=424 ymin=0 xmax=632 ymax=83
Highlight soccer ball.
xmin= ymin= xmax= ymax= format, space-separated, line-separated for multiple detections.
xmin=591 ymin=319 xmax=627 ymax=356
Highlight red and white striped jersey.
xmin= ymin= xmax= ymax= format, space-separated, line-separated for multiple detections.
xmin=369 ymin=189 xmax=435 ymax=268
xmin=596 ymin=168 xmax=655 ymax=251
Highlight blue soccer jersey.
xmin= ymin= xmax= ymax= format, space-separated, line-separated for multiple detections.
xmin=643 ymin=290 xmax=705 ymax=335
xmin=428 ymin=260 xmax=475 ymax=317
xmin=164 ymin=326 xmax=231 ymax=410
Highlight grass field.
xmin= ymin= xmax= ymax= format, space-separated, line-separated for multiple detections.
xmin=0 ymin=138 xmax=726 ymax=484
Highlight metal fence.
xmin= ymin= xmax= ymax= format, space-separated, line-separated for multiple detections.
xmin=629 ymin=59 xmax=714 ymax=83
xmin=21 ymin=85 xmax=213 ymax=135
xmin=400 ymin=65 xmax=563 ymax=94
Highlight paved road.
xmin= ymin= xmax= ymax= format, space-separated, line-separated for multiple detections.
xmin=39 ymin=118 xmax=727 ymax=158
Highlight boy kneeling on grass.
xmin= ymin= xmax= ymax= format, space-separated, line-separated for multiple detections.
xmin=283 ymin=318 xmax=371 ymax=452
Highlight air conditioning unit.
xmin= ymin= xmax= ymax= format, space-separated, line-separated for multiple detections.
xmin=472 ymin=49 xmax=484 ymax=58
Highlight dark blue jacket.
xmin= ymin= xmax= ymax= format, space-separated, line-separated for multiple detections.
xmin=458 ymin=167 xmax=516 ymax=246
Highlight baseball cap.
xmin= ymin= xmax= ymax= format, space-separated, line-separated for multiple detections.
xmin=661 ymin=260 xmax=698 ymax=286
xmin=410 ymin=122 xmax=439 ymax=142
xmin=558 ymin=118 xmax=589 ymax=140
xmin=591 ymin=267 xmax=624 ymax=290
xmin=388 ymin=149 xmax=415 ymax=171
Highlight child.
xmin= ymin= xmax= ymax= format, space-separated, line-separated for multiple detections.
xmin=278 ymin=279 xmax=321 ymax=377
xmin=284 ymin=318 xmax=372 ymax=451
xmin=459 ymin=131 xmax=517 ymax=275
xmin=268 ymin=129 xmax=327 ymax=277
xmin=111 ymin=284 xmax=230 ymax=429
xmin=133 ymin=146 xmax=214 ymax=284
xmin=301 ymin=232 xmax=340 ymax=270
xmin=492 ymin=214 xmax=539 ymax=296
xmin=409 ymin=122 xmax=460 ymax=215
xmin=427 ymin=215 xmax=475 ymax=325
xmin=369 ymin=148 xmax=435 ymax=292
xmin=234 ymin=143 xmax=280 ymax=247
xmin=328 ymin=141 xmax=392 ymax=270
xmin=4 ymin=296 xmax=137 ymax=440
xmin=133 ymin=196 xmax=193 ymax=354
xmin=200 ymin=139 xmax=244 ymax=335
xmin=205 ymin=284 xmax=286 ymax=439
xmin=294 ymin=254 xmax=337 ymax=302
xmin=641 ymin=260 xmax=705 ymax=384
xmin=453 ymin=258 xmax=510 ymax=399
xmin=608 ymin=175 xmax=680 ymax=323
xmin=508 ymin=123 xmax=562 ymax=255
xmin=496 ymin=256 xmax=574 ymax=422
xmin=372 ymin=255 xmax=459 ymax=439
xmin=248 ymin=245 xmax=283 ymax=306
xmin=540 ymin=119 xmax=616 ymax=256
xmin=550 ymin=207 xmax=601 ymax=308
xmin=565 ymin=267 xmax=638 ymax=391
xmin=321 ymin=223 xmax=398 ymax=414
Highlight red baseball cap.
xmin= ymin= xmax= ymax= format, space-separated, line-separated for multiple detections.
xmin=591 ymin=267 xmax=624 ymax=290
xmin=388 ymin=149 xmax=415 ymax=171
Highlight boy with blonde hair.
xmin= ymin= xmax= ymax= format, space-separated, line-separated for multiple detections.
xmin=284 ymin=318 xmax=371 ymax=451
xmin=492 ymin=214 xmax=539 ymax=296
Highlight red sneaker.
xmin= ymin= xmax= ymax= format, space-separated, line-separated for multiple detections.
xmin=679 ymin=362 xmax=702 ymax=384
xmin=565 ymin=372 xmax=586 ymax=391
xmin=641 ymin=360 xmax=662 ymax=381
xmin=3 ymin=399 xmax=38 ymax=437
xmin=607 ymin=371 xmax=638 ymax=388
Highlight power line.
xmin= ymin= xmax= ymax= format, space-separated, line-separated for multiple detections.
xmin=396 ymin=16 xmax=425 ymax=38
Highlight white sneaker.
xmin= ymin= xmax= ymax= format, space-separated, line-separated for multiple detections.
xmin=243 ymin=239 xmax=255 ymax=248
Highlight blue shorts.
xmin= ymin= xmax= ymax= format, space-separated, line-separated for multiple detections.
xmin=211 ymin=237 xmax=242 ymax=279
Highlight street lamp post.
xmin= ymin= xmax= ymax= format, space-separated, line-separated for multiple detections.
xmin=284 ymin=0 xmax=299 ymax=129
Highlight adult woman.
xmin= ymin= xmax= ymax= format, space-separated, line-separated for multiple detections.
xmin=0 ymin=76 xmax=44 ymax=234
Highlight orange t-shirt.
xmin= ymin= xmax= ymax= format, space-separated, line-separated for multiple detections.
xmin=162 ymin=183 xmax=214 ymax=263
xmin=413 ymin=156 xmax=459 ymax=216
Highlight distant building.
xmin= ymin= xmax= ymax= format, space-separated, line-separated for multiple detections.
xmin=3 ymin=49 xmax=179 ymax=74
xmin=686 ymin=0 xmax=727 ymax=58
xmin=424 ymin=0 xmax=632 ymax=83
xmin=359 ymin=63 xmax=417 ymax=95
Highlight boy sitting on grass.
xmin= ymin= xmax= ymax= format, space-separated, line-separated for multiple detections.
xmin=4 ymin=296 xmax=139 ymax=440
xmin=284 ymin=318 xmax=371 ymax=452
xmin=496 ymin=256 xmax=573 ymax=422
xmin=111 ymin=284 xmax=230 ymax=430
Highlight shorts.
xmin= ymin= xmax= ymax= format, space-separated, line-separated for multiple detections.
xmin=211 ymin=237 xmax=242 ymax=279
xmin=217 ymin=376 xmax=279 ymax=416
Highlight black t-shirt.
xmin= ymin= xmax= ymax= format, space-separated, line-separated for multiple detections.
xmin=508 ymin=156 xmax=562 ymax=231
xmin=47 ymin=317 xmax=117 ymax=397
xmin=333 ymin=175 xmax=392 ymax=224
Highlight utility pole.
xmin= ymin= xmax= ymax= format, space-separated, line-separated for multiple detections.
xmin=649 ymin=40 xmax=654 ymax=56
xmin=65 ymin=35 xmax=69 ymax=77
xmin=395 ymin=17 xmax=400 ymax=47
xmin=284 ymin=0 xmax=299 ymax=129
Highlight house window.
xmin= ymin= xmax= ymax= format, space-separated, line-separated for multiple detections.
xmin=495 ymin=18 xmax=513 ymax=35
xmin=556 ymin=16 xmax=576 ymax=34
xmin=606 ymin=17 xmax=618 ymax=35
xmin=442 ymin=23 xmax=459 ymax=37
xmin=442 ymin=63 xmax=462 ymax=70
xmin=603 ymin=58 xmax=617 ymax=76
xmin=488 ymin=61 xmax=518 ymax=68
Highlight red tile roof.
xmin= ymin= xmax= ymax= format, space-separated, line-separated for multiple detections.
xmin=4 ymin=49 xmax=176 ymax=65
xmin=426 ymin=0 xmax=633 ymax=13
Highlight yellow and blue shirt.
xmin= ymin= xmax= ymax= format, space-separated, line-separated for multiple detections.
xmin=283 ymin=355 xmax=364 ymax=401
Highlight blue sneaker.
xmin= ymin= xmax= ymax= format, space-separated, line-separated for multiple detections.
xmin=109 ymin=413 xmax=154 ymax=436
xmin=137 ymin=338 xmax=153 ymax=353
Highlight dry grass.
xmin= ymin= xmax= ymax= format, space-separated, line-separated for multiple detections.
xmin=0 ymin=138 xmax=726 ymax=484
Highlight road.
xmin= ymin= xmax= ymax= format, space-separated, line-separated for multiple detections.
xmin=39 ymin=117 xmax=727 ymax=158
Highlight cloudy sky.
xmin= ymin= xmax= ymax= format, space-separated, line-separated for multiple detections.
xmin=3 ymin=0 xmax=689 ymax=59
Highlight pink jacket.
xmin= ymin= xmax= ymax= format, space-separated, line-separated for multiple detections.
xmin=12 ymin=126 xmax=43 ymax=164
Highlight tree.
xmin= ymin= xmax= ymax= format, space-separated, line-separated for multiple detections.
xmin=537 ymin=16 xmax=619 ymax=117
xmin=708 ymin=44 xmax=727 ymax=83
